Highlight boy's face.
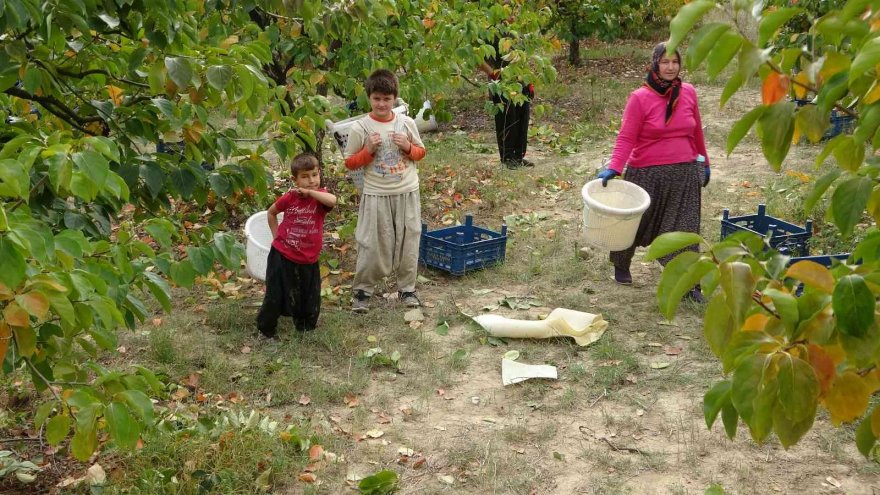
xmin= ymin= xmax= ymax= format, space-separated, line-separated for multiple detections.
xmin=294 ymin=168 xmax=320 ymax=190
xmin=368 ymin=92 xmax=396 ymax=119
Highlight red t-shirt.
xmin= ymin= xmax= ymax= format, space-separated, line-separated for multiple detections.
xmin=270 ymin=188 xmax=331 ymax=264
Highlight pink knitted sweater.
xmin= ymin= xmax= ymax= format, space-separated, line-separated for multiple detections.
xmin=607 ymin=82 xmax=709 ymax=174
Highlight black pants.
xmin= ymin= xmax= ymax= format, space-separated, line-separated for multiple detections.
xmin=257 ymin=248 xmax=321 ymax=335
xmin=491 ymin=91 xmax=530 ymax=162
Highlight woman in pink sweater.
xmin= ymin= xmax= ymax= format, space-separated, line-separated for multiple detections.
xmin=597 ymin=42 xmax=710 ymax=301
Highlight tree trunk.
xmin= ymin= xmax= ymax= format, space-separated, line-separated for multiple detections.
xmin=568 ymin=36 xmax=581 ymax=67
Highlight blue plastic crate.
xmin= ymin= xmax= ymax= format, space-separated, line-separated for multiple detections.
xmin=419 ymin=215 xmax=507 ymax=276
xmin=721 ymin=204 xmax=812 ymax=257
xmin=792 ymin=99 xmax=855 ymax=139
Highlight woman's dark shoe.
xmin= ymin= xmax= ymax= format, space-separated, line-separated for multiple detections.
xmin=684 ymin=286 xmax=705 ymax=303
xmin=613 ymin=266 xmax=632 ymax=285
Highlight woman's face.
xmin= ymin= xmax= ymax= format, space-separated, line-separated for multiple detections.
xmin=657 ymin=55 xmax=681 ymax=81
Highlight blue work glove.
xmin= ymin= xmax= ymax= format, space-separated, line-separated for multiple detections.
xmin=703 ymin=166 xmax=710 ymax=188
xmin=597 ymin=168 xmax=619 ymax=187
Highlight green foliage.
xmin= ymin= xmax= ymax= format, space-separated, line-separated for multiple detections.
xmin=0 ymin=0 xmax=558 ymax=469
xmin=656 ymin=0 xmax=880 ymax=453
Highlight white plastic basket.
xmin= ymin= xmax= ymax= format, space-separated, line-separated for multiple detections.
xmin=325 ymin=100 xmax=409 ymax=192
xmin=581 ymin=179 xmax=651 ymax=251
xmin=244 ymin=210 xmax=283 ymax=282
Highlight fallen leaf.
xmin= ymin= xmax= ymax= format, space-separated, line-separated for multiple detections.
xmin=436 ymin=388 xmax=445 ymax=396
xmin=471 ymin=396 xmax=481 ymax=405
xmin=636 ymin=409 xmax=645 ymax=416
xmin=367 ymin=335 xmax=377 ymax=343
xmin=151 ymin=318 xmax=162 ymax=326
xmin=399 ymin=404 xmax=413 ymax=416
xmin=650 ymin=362 xmax=670 ymax=369
xmin=664 ymin=346 xmax=683 ymax=356
xmin=404 ymin=309 xmax=424 ymax=322
xmin=826 ymin=476 xmax=841 ymax=488
xmin=625 ymin=374 xmax=638 ymax=384
xmin=597 ymin=359 xmax=622 ymax=367
xmin=298 ymin=472 xmax=317 ymax=483
xmin=433 ymin=425 xmax=447 ymax=431
xmin=377 ymin=413 xmax=391 ymax=424
xmin=438 ymin=474 xmax=454 ymax=485
xmin=299 ymin=394 xmax=311 ymax=406
xmin=646 ymin=342 xmax=662 ymax=348
xmin=308 ymin=445 xmax=324 ymax=461
xmin=365 ymin=429 xmax=384 ymax=439
xmin=344 ymin=394 xmax=359 ymax=407
xmin=240 ymin=346 xmax=251 ymax=354
xmin=503 ymin=350 xmax=520 ymax=361
xmin=413 ymin=457 xmax=427 ymax=469
xmin=409 ymin=320 xmax=423 ymax=329
xmin=398 ymin=447 xmax=414 ymax=456
xmin=329 ymin=415 xmax=341 ymax=423
xmin=185 ymin=373 xmax=200 ymax=389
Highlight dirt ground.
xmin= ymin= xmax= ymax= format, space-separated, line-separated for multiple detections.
xmin=285 ymin=82 xmax=879 ymax=494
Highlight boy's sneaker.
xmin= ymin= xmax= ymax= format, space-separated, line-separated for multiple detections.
xmin=398 ymin=291 xmax=421 ymax=308
xmin=352 ymin=290 xmax=370 ymax=313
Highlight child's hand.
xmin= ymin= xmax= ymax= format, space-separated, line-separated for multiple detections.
xmin=366 ymin=132 xmax=382 ymax=153
xmin=294 ymin=187 xmax=311 ymax=198
xmin=391 ymin=132 xmax=411 ymax=153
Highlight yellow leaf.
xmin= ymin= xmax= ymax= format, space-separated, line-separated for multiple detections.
xmin=819 ymin=52 xmax=851 ymax=82
xmin=3 ymin=301 xmax=29 ymax=327
xmin=550 ymin=38 xmax=562 ymax=51
xmin=317 ymin=44 xmax=328 ymax=56
xmin=220 ymin=35 xmax=239 ymax=50
xmin=791 ymin=120 xmax=801 ymax=145
xmin=309 ymin=72 xmax=324 ymax=85
xmin=807 ymin=344 xmax=836 ymax=398
xmin=500 ymin=38 xmax=512 ymax=53
xmin=823 ymin=372 xmax=870 ymax=425
xmin=107 ymin=85 xmax=124 ymax=106
xmin=290 ymin=22 xmax=302 ymax=37
xmin=792 ymin=72 xmax=810 ymax=99
xmin=18 ymin=292 xmax=49 ymax=320
xmin=872 ymin=406 xmax=880 ymax=437
xmin=785 ymin=260 xmax=834 ymax=294
xmin=864 ymin=80 xmax=880 ymax=105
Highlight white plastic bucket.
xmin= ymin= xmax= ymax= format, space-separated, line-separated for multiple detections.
xmin=581 ymin=179 xmax=651 ymax=251
xmin=244 ymin=210 xmax=283 ymax=282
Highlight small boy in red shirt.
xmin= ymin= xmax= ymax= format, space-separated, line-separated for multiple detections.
xmin=257 ymin=153 xmax=337 ymax=337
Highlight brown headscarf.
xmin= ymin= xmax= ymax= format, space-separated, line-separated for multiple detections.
xmin=644 ymin=42 xmax=682 ymax=124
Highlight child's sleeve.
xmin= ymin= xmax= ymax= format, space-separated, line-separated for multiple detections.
xmin=344 ymin=120 xmax=373 ymax=170
xmin=273 ymin=192 xmax=292 ymax=212
xmin=404 ymin=118 xmax=426 ymax=161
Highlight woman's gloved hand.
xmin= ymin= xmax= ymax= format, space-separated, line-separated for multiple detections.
xmin=597 ymin=169 xmax=619 ymax=187
xmin=703 ymin=166 xmax=710 ymax=188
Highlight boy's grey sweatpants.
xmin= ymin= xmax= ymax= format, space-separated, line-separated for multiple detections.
xmin=352 ymin=191 xmax=421 ymax=295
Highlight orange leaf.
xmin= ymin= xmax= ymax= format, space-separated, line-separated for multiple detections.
xmin=308 ymin=444 xmax=324 ymax=461
xmin=3 ymin=302 xmax=30 ymax=327
xmin=344 ymin=393 xmax=359 ymax=407
xmin=18 ymin=291 xmax=49 ymax=320
xmin=298 ymin=472 xmax=317 ymax=483
xmin=107 ymin=85 xmax=124 ymax=106
xmin=0 ymin=321 xmax=10 ymax=363
xmin=823 ymin=372 xmax=870 ymax=426
xmin=0 ymin=283 xmax=14 ymax=302
xmin=762 ymin=72 xmax=790 ymax=105
xmin=742 ymin=313 xmax=769 ymax=332
xmin=785 ymin=261 xmax=834 ymax=294
xmin=422 ymin=18 xmax=435 ymax=29
xmin=807 ymin=344 xmax=836 ymax=397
